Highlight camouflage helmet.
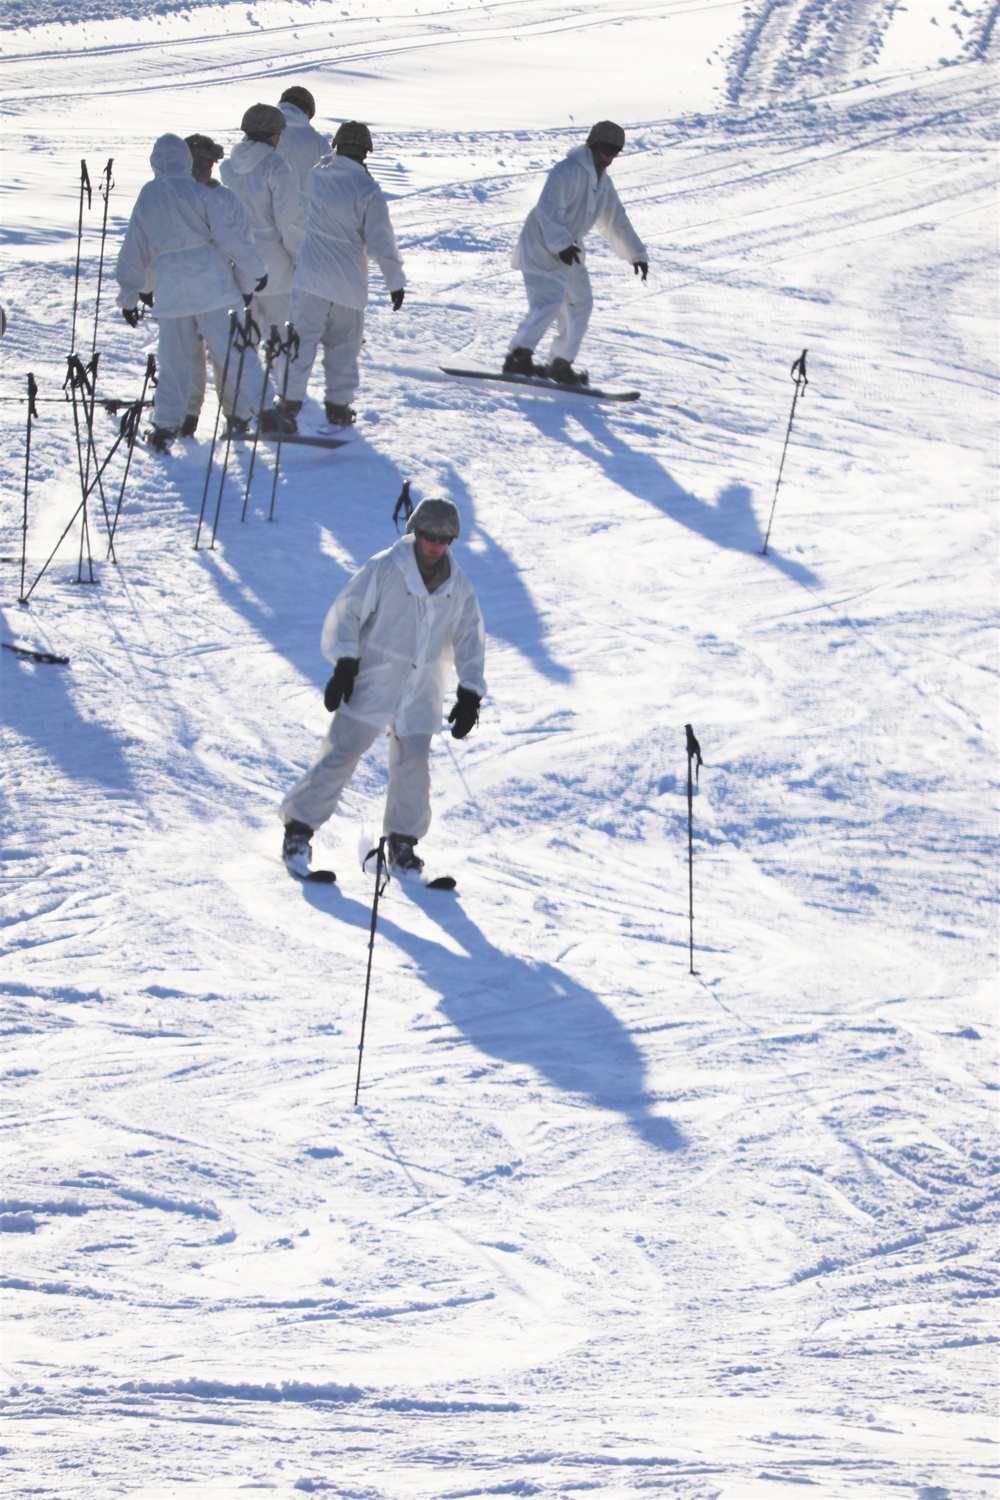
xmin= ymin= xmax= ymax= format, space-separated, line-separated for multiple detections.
xmin=406 ymin=497 xmax=460 ymax=542
xmin=586 ymin=120 xmax=626 ymax=154
xmin=332 ymin=120 xmax=374 ymax=155
xmin=184 ymin=133 xmax=224 ymax=165
xmin=279 ymin=85 xmax=316 ymax=118
xmin=241 ymin=102 xmax=286 ymax=139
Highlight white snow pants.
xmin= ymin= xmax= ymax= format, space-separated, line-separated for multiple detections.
xmin=508 ymin=261 xmax=594 ymax=362
xmin=285 ymin=291 xmax=365 ymax=406
xmin=154 ymin=307 xmax=261 ymax=432
xmin=279 ymin=711 xmax=434 ymax=839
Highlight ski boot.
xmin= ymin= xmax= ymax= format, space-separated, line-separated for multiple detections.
xmin=282 ymin=820 xmax=314 ymax=879
xmin=387 ymin=833 xmax=424 ymax=876
xmin=502 ymin=346 xmax=543 ymax=377
xmin=179 ymin=414 xmax=199 ymax=438
xmin=546 ymin=357 xmax=588 ymax=387
xmin=145 ymin=425 xmax=177 ymax=453
xmin=224 ymin=414 xmax=251 ymax=438
xmin=260 ymin=401 xmax=299 ymax=436
xmin=324 ymin=402 xmax=356 ymax=427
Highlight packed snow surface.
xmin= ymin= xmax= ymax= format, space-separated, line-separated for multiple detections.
xmin=1 ymin=0 xmax=998 ymax=1495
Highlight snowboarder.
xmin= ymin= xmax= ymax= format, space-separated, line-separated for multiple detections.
xmin=267 ymin=120 xmax=406 ymax=431
xmin=277 ymin=86 xmax=330 ymax=208
xmin=220 ymin=103 xmax=305 ymax=334
xmin=115 ymin=133 xmax=268 ymax=452
xmin=280 ymin=498 xmax=486 ymax=881
xmin=503 ymin=121 xmax=649 ymax=387
xmin=179 ymin=133 xmax=256 ymax=438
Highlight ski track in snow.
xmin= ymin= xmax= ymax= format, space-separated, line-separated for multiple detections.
xmin=0 ymin=0 xmax=998 ymax=1496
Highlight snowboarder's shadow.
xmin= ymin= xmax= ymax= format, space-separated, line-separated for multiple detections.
xmin=517 ymin=400 xmax=818 ymax=588
xmin=371 ymin=891 xmax=686 ymax=1155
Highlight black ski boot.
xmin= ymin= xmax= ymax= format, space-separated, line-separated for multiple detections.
xmin=225 ymin=414 xmax=250 ymax=438
xmin=324 ymin=402 xmax=356 ymax=427
xmin=503 ymin=346 xmax=542 ymax=377
xmin=260 ymin=402 xmax=299 ymax=436
xmin=546 ymin=357 xmax=588 ymax=387
xmin=387 ymin=833 xmax=424 ymax=875
xmin=282 ymin=819 xmax=315 ymax=879
xmin=180 ymin=414 xmax=199 ymax=438
xmin=145 ymin=425 xmax=177 ymax=453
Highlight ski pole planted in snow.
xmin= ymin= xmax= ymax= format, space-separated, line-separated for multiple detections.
xmin=91 ymin=158 xmax=114 ymax=356
xmin=108 ymin=354 xmax=156 ymax=554
xmin=762 ymin=349 xmax=808 ymax=557
xmin=685 ymin=722 xmax=703 ymax=975
xmin=355 ymin=836 xmax=391 ymax=1106
xmin=267 ymin=323 xmax=300 ymax=523
xmin=240 ymin=322 xmax=282 ymax=522
xmin=392 ymin=480 xmax=413 ymax=531
xmin=19 ymin=373 xmax=38 ymax=604
xmin=209 ymin=305 xmax=259 ymax=547
xmin=195 ymin=311 xmax=240 ymax=549
xmin=70 ymin=160 xmax=92 ymax=355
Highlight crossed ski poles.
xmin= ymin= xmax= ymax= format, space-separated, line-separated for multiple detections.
xmin=195 ymin=306 xmax=256 ymax=549
xmin=240 ymin=322 xmax=300 ymax=525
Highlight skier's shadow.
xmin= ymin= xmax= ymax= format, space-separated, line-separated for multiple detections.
xmin=371 ymin=892 xmax=686 ymax=1154
xmin=517 ymin=400 xmax=818 ymax=588
xmin=433 ymin=461 xmax=571 ymax=685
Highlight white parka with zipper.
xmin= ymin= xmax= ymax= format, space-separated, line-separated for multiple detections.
xmin=320 ymin=536 xmax=486 ymax=736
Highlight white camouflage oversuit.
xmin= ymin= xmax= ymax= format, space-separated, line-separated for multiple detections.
xmin=280 ymin=534 xmax=486 ymax=839
xmin=115 ymin=134 xmax=265 ymax=434
xmin=220 ymin=138 xmax=305 ymax=332
xmin=286 ymin=153 xmax=405 ymax=409
xmin=509 ymin=143 xmax=647 ymax=363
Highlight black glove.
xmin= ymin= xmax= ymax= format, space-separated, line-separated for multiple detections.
xmin=139 ymin=290 xmax=154 ymax=307
xmin=448 ymin=686 xmax=481 ymax=740
xmin=391 ymin=288 xmax=405 ymax=311
xmin=633 ymin=261 xmax=648 ymax=282
xmin=121 ymin=307 xmax=141 ymax=327
xmin=324 ymin=656 xmax=360 ymax=712
xmin=254 ymin=274 xmax=269 ymax=292
xmin=242 ymin=292 xmax=254 ymax=308
xmin=558 ymin=245 xmax=581 ymax=265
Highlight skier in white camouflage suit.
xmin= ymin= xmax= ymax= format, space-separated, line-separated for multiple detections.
xmin=504 ymin=121 xmax=649 ymax=387
xmin=220 ymin=103 xmax=305 ymax=336
xmin=115 ymin=133 xmax=267 ymax=452
xmin=266 ymin=120 xmax=406 ymax=432
xmin=280 ymin=499 xmax=486 ymax=881
xmin=276 ymin=86 xmax=329 ymax=211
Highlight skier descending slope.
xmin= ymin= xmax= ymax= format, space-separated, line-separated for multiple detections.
xmin=504 ymin=121 xmax=649 ymax=387
xmin=266 ymin=121 xmax=406 ymax=432
xmin=220 ymin=103 xmax=304 ymax=336
xmin=115 ymin=134 xmax=267 ymax=452
xmin=280 ymin=499 xmax=486 ymax=882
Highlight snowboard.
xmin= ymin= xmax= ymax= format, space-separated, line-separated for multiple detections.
xmin=440 ymin=366 xmax=640 ymax=403
xmin=230 ymin=431 xmax=350 ymax=450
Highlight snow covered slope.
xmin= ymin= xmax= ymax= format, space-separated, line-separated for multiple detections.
xmin=1 ymin=1 xmax=997 ymax=1496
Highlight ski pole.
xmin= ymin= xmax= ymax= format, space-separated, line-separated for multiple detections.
xmin=240 ymin=323 xmax=281 ymax=522
xmin=108 ymin=353 xmax=156 ymax=554
xmin=762 ymin=349 xmax=808 ymax=557
xmin=267 ymin=323 xmax=299 ymax=522
xmin=195 ymin=311 xmax=240 ymax=549
xmin=355 ymin=836 xmax=390 ymax=1105
xmin=209 ymin=304 xmax=259 ymax=547
xmin=91 ymin=158 xmax=114 ymax=357
xmin=685 ymin=723 xmax=703 ymax=976
xmin=63 ymin=355 xmax=98 ymax=583
xmin=392 ymin=480 xmax=413 ymax=532
xmin=19 ymin=373 xmax=38 ymax=604
xmin=70 ymin=160 xmax=92 ymax=354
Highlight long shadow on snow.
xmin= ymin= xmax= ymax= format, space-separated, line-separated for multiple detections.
xmin=308 ymin=880 xmax=685 ymax=1153
xmin=434 ymin=462 xmax=571 ymax=685
xmin=518 ymin=401 xmax=818 ymax=588
xmin=1 ymin=609 xmax=136 ymax=798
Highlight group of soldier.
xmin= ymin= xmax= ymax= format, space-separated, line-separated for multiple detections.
xmin=114 ymin=93 xmax=649 ymax=451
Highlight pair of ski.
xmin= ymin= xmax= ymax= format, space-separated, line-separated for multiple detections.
xmin=292 ymin=850 xmax=456 ymax=892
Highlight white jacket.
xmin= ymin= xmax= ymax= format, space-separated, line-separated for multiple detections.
xmin=320 ymin=536 xmax=486 ymax=736
xmin=220 ymin=139 xmax=305 ymax=295
xmin=513 ymin=144 xmax=647 ymax=274
xmin=293 ymin=154 xmax=405 ymax=311
xmin=116 ymin=135 xmax=264 ymax=319
xmin=277 ymin=102 xmax=330 ymax=205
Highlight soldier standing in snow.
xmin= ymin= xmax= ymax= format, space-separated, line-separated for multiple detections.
xmin=179 ymin=133 xmax=256 ymax=438
xmin=504 ymin=121 xmax=649 ymax=387
xmin=116 ymin=133 xmax=267 ymax=452
xmin=280 ymin=498 xmax=485 ymax=882
xmin=266 ymin=120 xmax=405 ymax=432
xmin=276 ymin=86 xmax=329 ymax=209
xmin=220 ymin=103 xmax=305 ymax=335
